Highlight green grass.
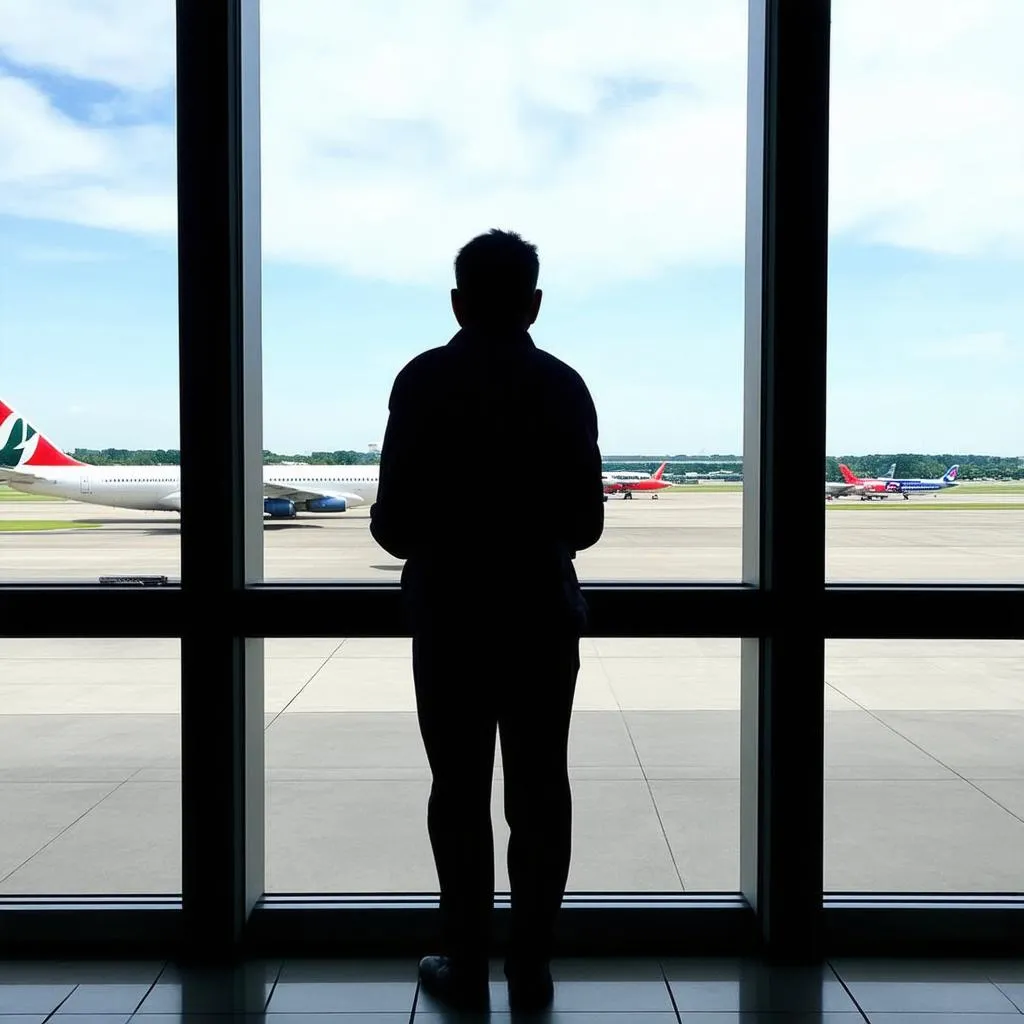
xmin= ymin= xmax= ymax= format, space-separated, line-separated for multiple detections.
xmin=0 ymin=520 xmax=100 ymax=532
xmin=953 ymin=482 xmax=1024 ymax=494
xmin=666 ymin=484 xmax=743 ymax=493
xmin=0 ymin=486 xmax=61 ymax=502
xmin=826 ymin=501 xmax=1022 ymax=512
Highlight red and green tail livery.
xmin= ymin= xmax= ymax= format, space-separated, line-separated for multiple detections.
xmin=0 ymin=399 xmax=85 ymax=468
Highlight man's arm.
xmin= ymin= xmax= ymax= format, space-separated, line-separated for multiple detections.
xmin=561 ymin=375 xmax=605 ymax=554
xmin=369 ymin=368 xmax=422 ymax=560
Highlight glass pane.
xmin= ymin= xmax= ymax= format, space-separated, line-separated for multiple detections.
xmin=825 ymin=639 xmax=1024 ymax=893
xmin=265 ymin=637 xmax=739 ymax=893
xmin=0 ymin=638 xmax=180 ymax=894
xmin=826 ymin=0 xmax=1024 ymax=582
xmin=0 ymin=3 xmax=180 ymax=582
xmin=259 ymin=1 xmax=747 ymax=582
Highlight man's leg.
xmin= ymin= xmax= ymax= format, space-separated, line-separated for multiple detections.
xmin=412 ymin=630 xmax=497 ymax=971
xmin=498 ymin=630 xmax=579 ymax=974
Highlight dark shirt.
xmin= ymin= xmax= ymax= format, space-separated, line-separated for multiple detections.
xmin=369 ymin=326 xmax=604 ymax=632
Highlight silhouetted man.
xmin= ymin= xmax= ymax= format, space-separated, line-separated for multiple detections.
xmin=369 ymin=229 xmax=604 ymax=1012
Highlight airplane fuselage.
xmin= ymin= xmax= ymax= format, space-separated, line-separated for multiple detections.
xmin=889 ymin=478 xmax=957 ymax=493
xmin=602 ymin=462 xmax=671 ymax=497
xmin=6 ymin=464 xmax=379 ymax=515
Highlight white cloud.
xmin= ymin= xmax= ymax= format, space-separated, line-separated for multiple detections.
xmin=0 ymin=0 xmax=174 ymax=91
xmin=0 ymin=71 xmax=176 ymax=233
xmin=257 ymin=0 xmax=748 ymax=290
xmin=829 ymin=0 xmax=1024 ymax=259
xmin=0 ymin=0 xmax=1022 ymax=289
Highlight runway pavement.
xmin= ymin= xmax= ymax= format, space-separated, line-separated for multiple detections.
xmin=0 ymin=491 xmax=1021 ymax=895
xmin=1 ymin=488 xmax=1022 ymax=582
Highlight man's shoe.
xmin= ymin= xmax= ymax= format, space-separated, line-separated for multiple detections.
xmin=505 ymin=962 xmax=554 ymax=1012
xmin=418 ymin=955 xmax=490 ymax=1011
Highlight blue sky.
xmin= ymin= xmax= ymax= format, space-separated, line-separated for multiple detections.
xmin=0 ymin=0 xmax=1021 ymax=457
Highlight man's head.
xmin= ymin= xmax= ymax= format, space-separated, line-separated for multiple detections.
xmin=452 ymin=229 xmax=542 ymax=329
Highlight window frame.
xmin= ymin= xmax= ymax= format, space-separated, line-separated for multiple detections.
xmin=0 ymin=0 xmax=1021 ymax=960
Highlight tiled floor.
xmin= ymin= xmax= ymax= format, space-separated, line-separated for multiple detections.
xmin=2 ymin=957 xmax=1024 ymax=1021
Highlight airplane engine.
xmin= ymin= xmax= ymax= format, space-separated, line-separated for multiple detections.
xmin=264 ymin=497 xmax=296 ymax=518
xmin=305 ymin=496 xmax=347 ymax=512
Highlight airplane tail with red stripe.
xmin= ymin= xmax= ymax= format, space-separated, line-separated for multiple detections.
xmin=0 ymin=399 xmax=86 ymax=468
xmin=653 ymin=462 xmax=667 ymax=481
xmin=838 ymin=463 xmax=860 ymax=485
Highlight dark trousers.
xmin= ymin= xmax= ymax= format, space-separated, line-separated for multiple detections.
xmin=412 ymin=625 xmax=579 ymax=967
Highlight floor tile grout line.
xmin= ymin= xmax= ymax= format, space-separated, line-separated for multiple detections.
xmin=659 ymin=959 xmax=684 ymax=1023
xmin=130 ymin=965 xmax=167 ymax=1015
xmin=265 ymin=638 xmax=349 ymax=730
xmin=829 ymin=684 xmax=1024 ymax=830
xmin=989 ymin=976 xmax=1024 ymax=1014
xmin=152 ymin=960 xmax=173 ymax=985
xmin=263 ymin=959 xmax=283 ymax=1012
xmin=39 ymin=982 xmax=79 ymax=1023
xmin=826 ymin=958 xmax=873 ymax=1022
xmin=408 ymin=977 xmax=419 ymax=1023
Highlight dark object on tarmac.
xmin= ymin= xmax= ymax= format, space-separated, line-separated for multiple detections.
xmin=98 ymin=575 xmax=170 ymax=586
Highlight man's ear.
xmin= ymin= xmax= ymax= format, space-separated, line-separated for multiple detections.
xmin=527 ymin=289 xmax=542 ymax=326
xmin=451 ymin=288 xmax=466 ymax=326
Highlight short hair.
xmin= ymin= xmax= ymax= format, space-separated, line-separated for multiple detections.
xmin=454 ymin=229 xmax=539 ymax=322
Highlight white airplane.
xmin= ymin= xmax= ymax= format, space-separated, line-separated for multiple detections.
xmin=0 ymin=398 xmax=378 ymax=519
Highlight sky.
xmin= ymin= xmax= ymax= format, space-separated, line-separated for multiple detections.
xmin=0 ymin=0 xmax=1021 ymax=457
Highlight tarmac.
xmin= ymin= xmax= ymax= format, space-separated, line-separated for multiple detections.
xmin=1 ymin=487 xmax=1022 ymax=583
xmin=0 ymin=489 xmax=1021 ymax=896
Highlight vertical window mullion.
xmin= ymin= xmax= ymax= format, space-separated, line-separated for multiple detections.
xmin=176 ymin=0 xmax=264 ymax=959
xmin=741 ymin=0 xmax=831 ymax=957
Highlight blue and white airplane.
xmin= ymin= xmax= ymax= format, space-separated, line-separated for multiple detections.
xmin=880 ymin=465 xmax=960 ymax=499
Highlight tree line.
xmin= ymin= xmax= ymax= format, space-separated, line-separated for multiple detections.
xmin=824 ymin=455 xmax=1021 ymax=481
xmin=67 ymin=449 xmax=1023 ymax=480
xmin=70 ymin=448 xmax=381 ymax=466
xmin=603 ymin=455 xmax=1023 ymax=481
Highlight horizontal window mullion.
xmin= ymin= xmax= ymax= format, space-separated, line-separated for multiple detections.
xmin=0 ymin=587 xmax=186 ymax=637
xmin=0 ymin=585 xmax=1017 ymax=639
xmin=235 ymin=585 xmax=767 ymax=637
xmin=823 ymin=587 xmax=1023 ymax=639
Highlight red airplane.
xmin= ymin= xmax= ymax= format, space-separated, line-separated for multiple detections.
xmin=838 ymin=463 xmax=901 ymax=500
xmin=602 ymin=462 xmax=671 ymax=499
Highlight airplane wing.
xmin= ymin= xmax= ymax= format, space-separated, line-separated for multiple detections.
xmin=0 ymin=467 xmax=44 ymax=486
xmin=263 ymin=482 xmax=367 ymax=506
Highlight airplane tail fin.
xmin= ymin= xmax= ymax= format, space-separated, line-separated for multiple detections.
xmin=839 ymin=464 xmax=860 ymax=484
xmin=0 ymin=399 xmax=87 ymax=468
xmin=943 ymin=465 xmax=960 ymax=483
xmin=653 ymin=461 xmax=667 ymax=481
xmin=882 ymin=463 xmax=896 ymax=479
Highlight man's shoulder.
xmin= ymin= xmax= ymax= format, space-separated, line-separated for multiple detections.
xmin=392 ymin=339 xmax=591 ymax=401
xmin=389 ymin=347 xmax=455 ymax=400
xmin=396 ymin=345 xmax=452 ymax=380
xmin=531 ymin=347 xmax=591 ymax=397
